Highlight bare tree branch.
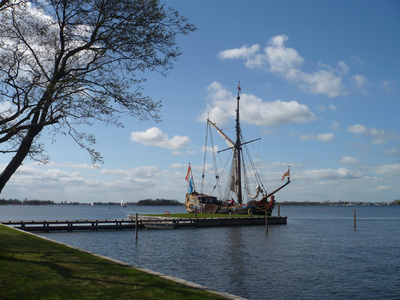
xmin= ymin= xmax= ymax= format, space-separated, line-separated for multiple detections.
xmin=0 ymin=0 xmax=196 ymax=191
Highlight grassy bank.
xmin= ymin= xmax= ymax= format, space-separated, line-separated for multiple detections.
xmin=0 ymin=225 xmax=227 ymax=300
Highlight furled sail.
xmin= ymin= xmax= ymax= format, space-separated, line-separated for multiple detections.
xmin=208 ymin=120 xmax=235 ymax=149
xmin=230 ymin=153 xmax=238 ymax=195
xmin=245 ymin=185 xmax=263 ymax=199
xmin=208 ymin=120 xmax=239 ymax=196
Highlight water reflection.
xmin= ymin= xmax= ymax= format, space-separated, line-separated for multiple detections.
xmin=5 ymin=205 xmax=400 ymax=299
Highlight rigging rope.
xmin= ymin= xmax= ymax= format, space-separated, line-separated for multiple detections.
xmin=209 ymin=125 xmax=223 ymax=199
xmin=243 ymin=144 xmax=266 ymax=195
xmin=241 ymin=132 xmax=269 ymax=196
xmin=239 ymin=108 xmax=270 ymax=196
xmin=201 ymin=121 xmax=209 ymax=193
xmin=213 ymin=149 xmax=232 ymax=199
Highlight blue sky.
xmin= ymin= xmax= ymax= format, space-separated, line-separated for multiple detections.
xmin=1 ymin=0 xmax=399 ymax=203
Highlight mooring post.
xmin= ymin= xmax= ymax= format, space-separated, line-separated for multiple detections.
xmin=135 ymin=213 xmax=138 ymax=240
xmin=278 ymin=204 xmax=280 ymax=217
xmin=195 ymin=208 xmax=197 ymax=218
xmin=354 ymin=210 xmax=356 ymax=229
xmin=265 ymin=211 xmax=268 ymax=233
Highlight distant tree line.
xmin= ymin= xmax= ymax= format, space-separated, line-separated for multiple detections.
xmin=279 ymin=200 xmax=398 ymax=205
xmin=137 ymin=199 xmax=183 ymax=206
xmin=0 ymin=198 xmax=54 ymax=205
xmin=280 ymin=201 xmax=324 ymax=205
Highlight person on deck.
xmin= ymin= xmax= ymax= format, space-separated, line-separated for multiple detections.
xmin=269 ymin=195 xmax=275 ymax=207
xmin=229 ymin=198 xmax=235 ymax=206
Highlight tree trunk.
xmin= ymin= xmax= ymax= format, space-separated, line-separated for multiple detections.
xmin=0 ymin=127 xmax=42 ymax=193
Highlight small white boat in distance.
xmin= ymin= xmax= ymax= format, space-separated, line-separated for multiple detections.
xmin=144 ymin=223 xmax=175 ymax=229
xmin=121 ymin=199 xmax=127 ymax=207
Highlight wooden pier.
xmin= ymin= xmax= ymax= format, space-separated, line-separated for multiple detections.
xmin=1 ymin=216 xmax=287 ymax=232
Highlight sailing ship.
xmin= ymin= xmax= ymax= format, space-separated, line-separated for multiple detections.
xmin=121 ymin=199 xmax=127 ymax=207
xmin=185 ymin=83 xmax=290 ymax=215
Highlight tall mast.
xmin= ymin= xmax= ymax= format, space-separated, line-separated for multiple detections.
xmin=236 ymin=82 xmax=242 ymax=204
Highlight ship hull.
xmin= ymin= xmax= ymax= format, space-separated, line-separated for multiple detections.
xmin=219 ymin=197 xmax=275 ymax=216
xmin=185 ymin=193 xmax=275 ymax=216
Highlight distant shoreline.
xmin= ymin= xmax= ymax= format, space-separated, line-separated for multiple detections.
xmin=278 ymin=201 xmax=397 ymax=206
xmin=1 ymin=199 xmax=398 ymax=206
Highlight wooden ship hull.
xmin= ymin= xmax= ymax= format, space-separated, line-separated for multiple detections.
xmin=185 ymin=191 xmax=281 ymax=216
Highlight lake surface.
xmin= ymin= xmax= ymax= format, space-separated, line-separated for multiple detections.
xmin=1 ymin=204 xmax=400 ymax=299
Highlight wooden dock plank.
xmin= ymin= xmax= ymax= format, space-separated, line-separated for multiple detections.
xmin=1 ymin=216 xmax=287 ymax=232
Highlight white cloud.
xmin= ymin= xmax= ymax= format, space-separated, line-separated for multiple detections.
xmin=316 ymin=133 xmax=334 ymax=142
xmin=202 ymin=145 xmax=219 ymax=155
xmin=370 ymin=163 xmax=400 ymax=176
xmin=348 ymin=124 xmax=368 ymax=135
xmin=5 ymin=164 xmax=100 ymax=195
xmin=218 ymin=44 xmax=260 ymax=60
xmin=349 ymin=125 xmax=385 ymax=137
xmin=299 ymin=133 xmax=334 ymax=142
xmin=337 ymin=61 xmax=349 ymax=75
xmin=130 ymin=127 xmax=191 ymax=150
xmin=200 ymin=82 xmax=317 ymax=127
xmin=368 ymin=127 xmax=385 ymax=136
xmin=301 ymin=168 xmax=364 ymax=180
xmin=329 ymin=121 xmax=341 ymax=131
xmin=384 ymin=147 xmax=398 ymax=155
xmin=376 ymin=186 xmax=391 ymax=191
xmin=172 ymin=151 xmax=184 ymax=155
xmin=352 ymin=75 xmax=367 ymax=88
xmin=299 ymin=134 xmax=312 ymax=141
xmin=261 ymin=162 xmax=304 ymax=170
xmin=329 ymin=104 xmax=337 ymax=111
xmin=259 ymin=35 xmax=304 ymax=72
xmin=219 ymin=35 xmax=347 ymax=97
xmin=371 ymin=138 xmax=386 ymax=145
xmin=348 ymin=124 xmax=398 ymax=145
xmin=170 ymin=163 xmax=183 ymax=169
xmin=340 ymin=156 xmax=359 ymax=164
xmin=0 ymin=101 xmax=14 ymax=117
xmin=298 ymin=70 xmax=345 ymax=97
xmin=100 ymin=166 xmax=160 ymax=177
xmin=315 ymin=104 xmax=337 ymax=112
xmin=315 ymin=105 xmax=327 ymax=111
xmin=351 ymin=56 xmax=365 ymax=66
xmin=381 ymin=81 xmax=396 ymax=93
xmin=40 ymin=162 xmax=99 ymax=169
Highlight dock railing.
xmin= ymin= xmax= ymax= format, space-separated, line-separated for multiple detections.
xmin=1 ymin=215 xmax=287 ymax=232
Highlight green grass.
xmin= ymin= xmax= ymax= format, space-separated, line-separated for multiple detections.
xmin=0 ymin=225 xmax=227 ymax=300
xmin=146 ymin=213 xmax=257 ymax=218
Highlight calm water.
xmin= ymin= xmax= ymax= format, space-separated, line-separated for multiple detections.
xmin=1 ymin=204 xmax=400 ymax=299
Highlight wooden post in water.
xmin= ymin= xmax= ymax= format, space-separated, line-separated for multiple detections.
xmin=278 ymin=204 xmax=280 ymax=217
xmin=265 ymin=211 xmax=268 ymax=233
xmin=135 ymin=213 xmax=138 ymax=240
xmin=354 ymin=210 xmax=356 ymax=229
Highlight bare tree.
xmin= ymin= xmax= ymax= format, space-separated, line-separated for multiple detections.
xmin=0 ymin=0 xmax=196 ymax=192
xmin=0 ymin=0 xmax=9 ymax=10
xmin=0 ymin=0 xmax=26 ymax=11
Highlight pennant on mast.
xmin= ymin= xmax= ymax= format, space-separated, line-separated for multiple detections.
xmin=185 ymin=164 xmax=195 ymax=193
xmin=282 ymin=167 xmax=290 ymax=180
xmin=185 ymin=165 xmax=191 ymax=182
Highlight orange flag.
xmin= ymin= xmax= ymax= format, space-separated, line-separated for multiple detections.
xmin=282 ymin=169 xmax=290 ymax=180
xmin=185 ymin=165 xmax=191 ymax=182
